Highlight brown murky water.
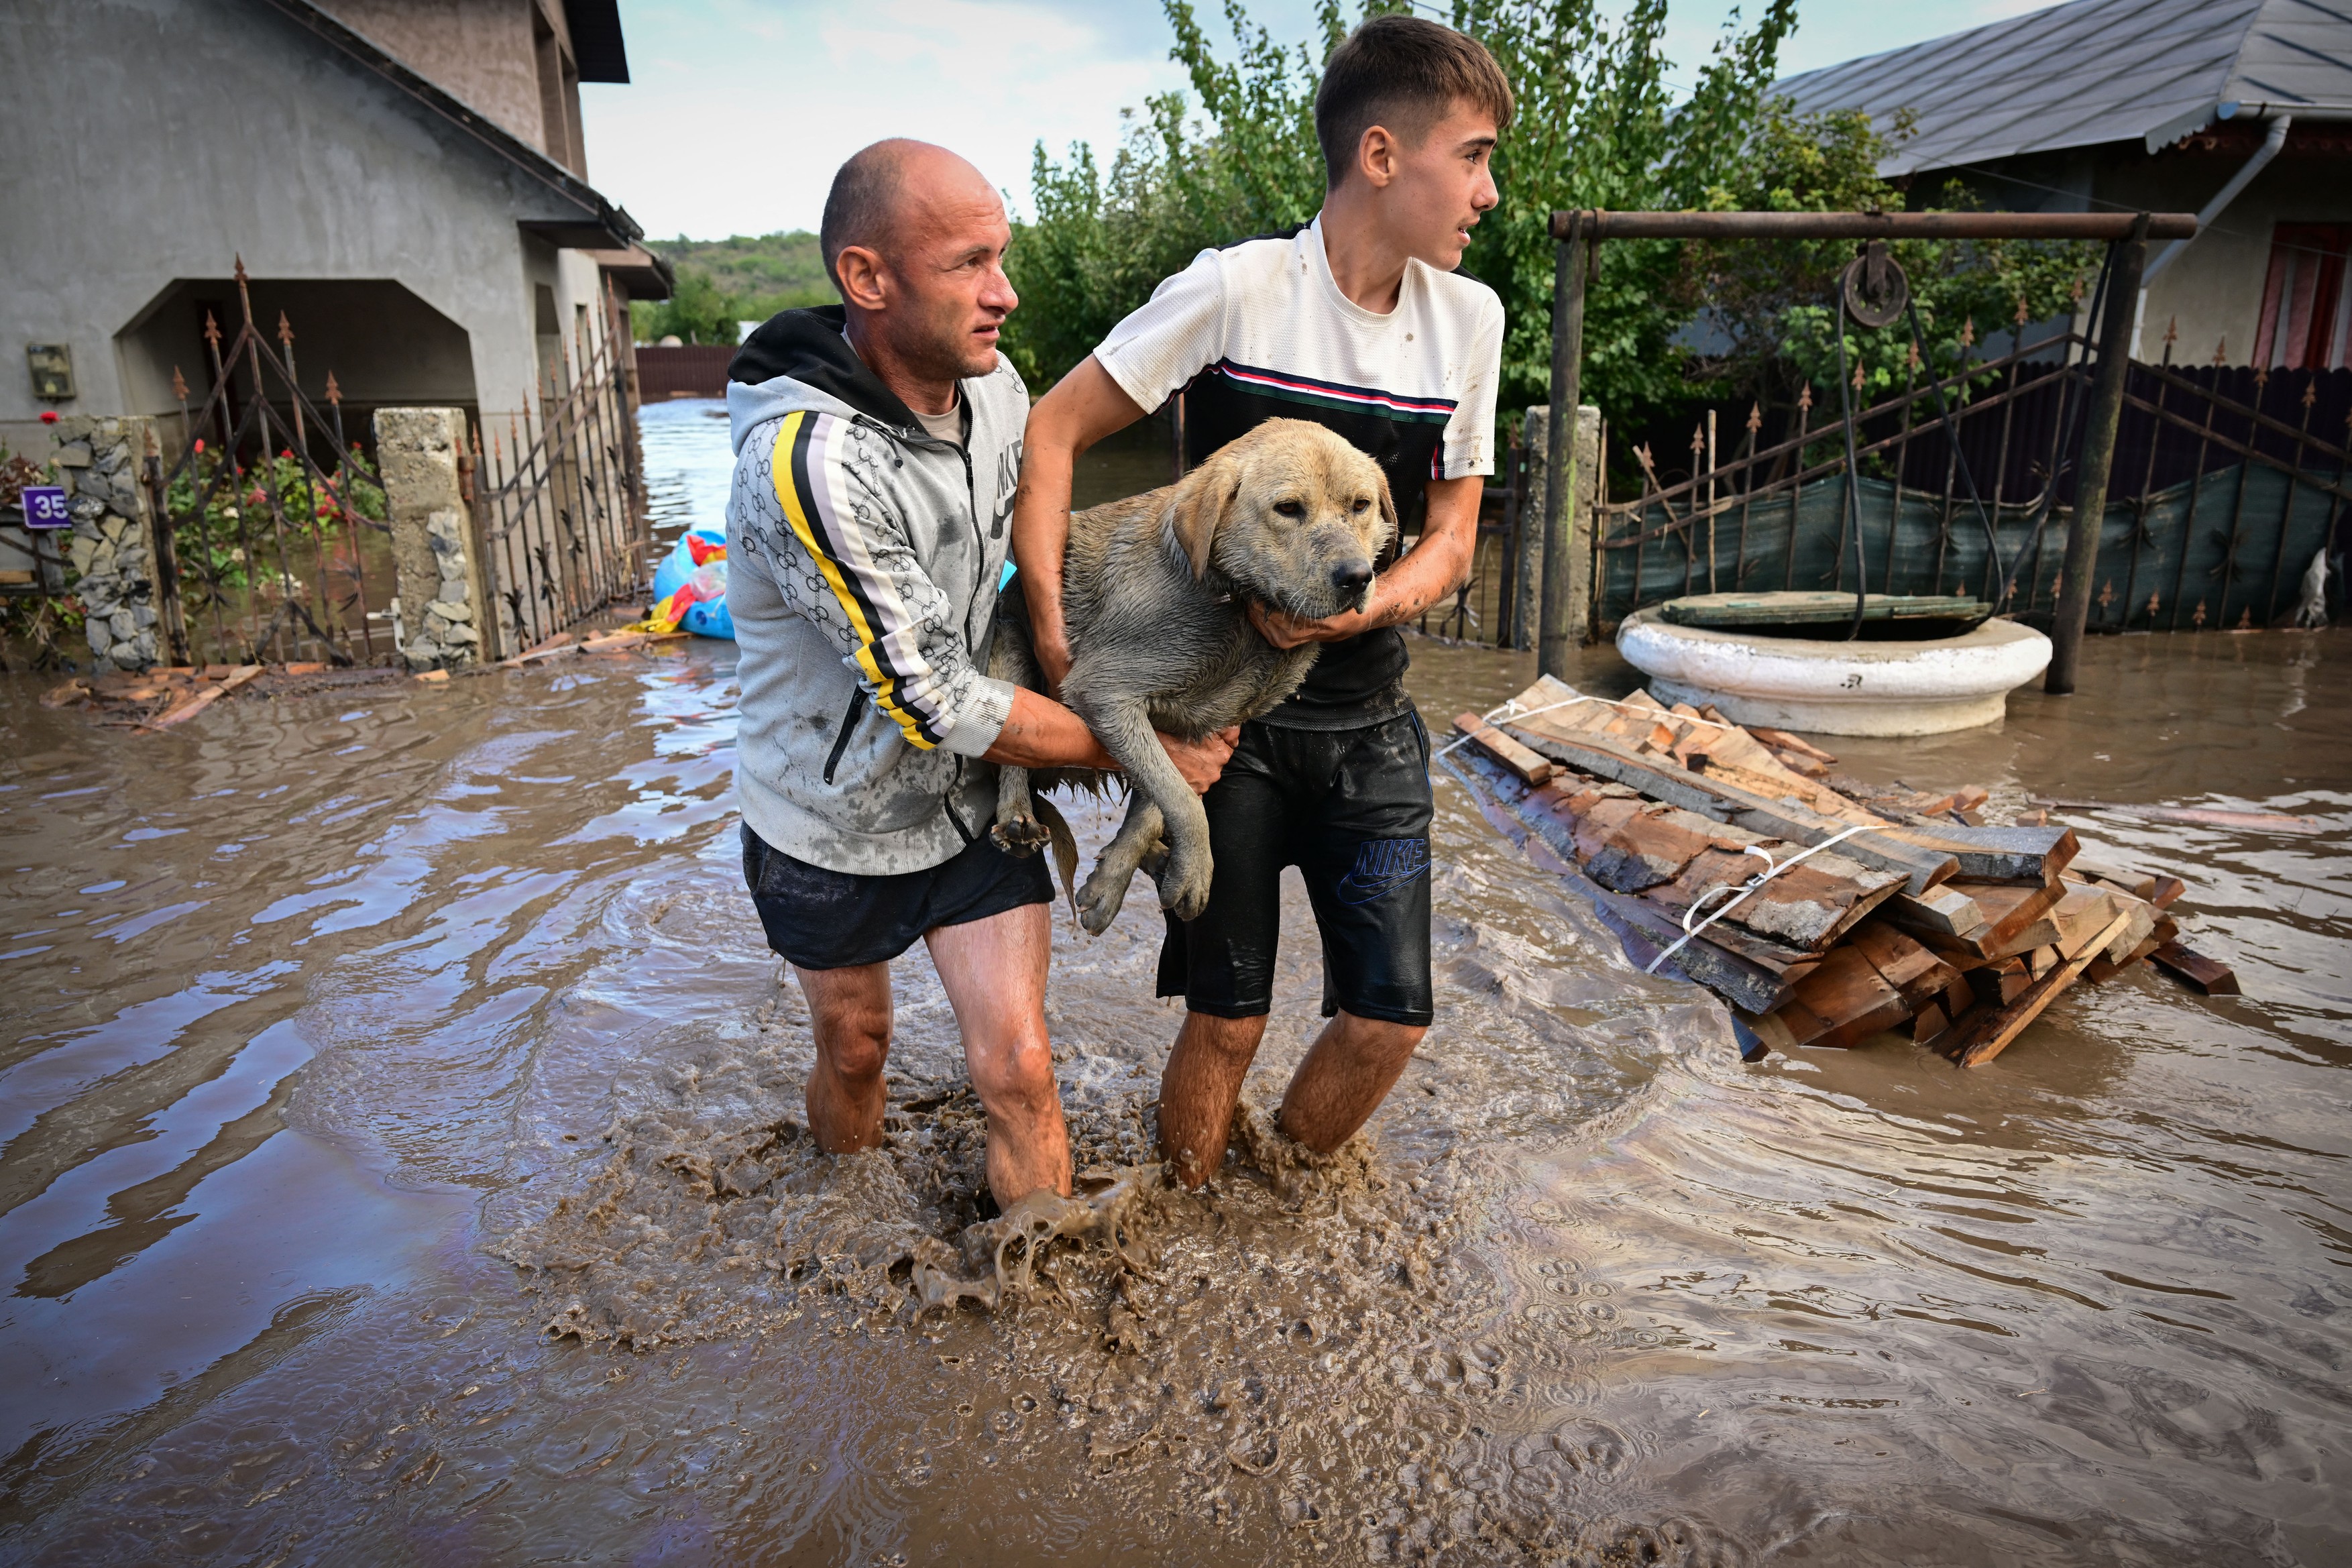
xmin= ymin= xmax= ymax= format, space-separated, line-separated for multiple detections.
xmin=3 ymin=412 xmax=2348 ymax=1564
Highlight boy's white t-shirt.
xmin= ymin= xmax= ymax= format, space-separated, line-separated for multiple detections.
xmin=1094 ymin=216 xmax=1505 ymax=483
xmin=1090 ymin=216 xmax=1505 ymax=725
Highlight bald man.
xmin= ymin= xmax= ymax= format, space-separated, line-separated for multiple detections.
xmin=722 ymin=141 xmax=1235 ymax=1211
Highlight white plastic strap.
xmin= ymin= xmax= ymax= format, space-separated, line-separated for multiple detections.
xmin=1642 ymin=822 xmax=1884 ymax=977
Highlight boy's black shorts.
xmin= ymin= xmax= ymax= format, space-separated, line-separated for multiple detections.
xmin=1156 ymin=710 xmax=1434 ymax=1028
xmin=741 ymin=821 xmax=1052 ymax=970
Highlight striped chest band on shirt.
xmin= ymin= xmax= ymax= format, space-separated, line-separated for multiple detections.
xmin=1209 ymin=359 xmax=1458 ymax=425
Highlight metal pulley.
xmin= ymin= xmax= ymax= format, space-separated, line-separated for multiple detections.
xmin=1840 ymin=239 xmax=1910 ymax=328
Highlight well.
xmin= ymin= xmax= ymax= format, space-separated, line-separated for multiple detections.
xmin=1616 ymin=596 xmax=2052 ymax=736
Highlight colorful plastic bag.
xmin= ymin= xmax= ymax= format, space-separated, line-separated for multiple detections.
xmin=643 ymin=526 xmax=734 ymax=639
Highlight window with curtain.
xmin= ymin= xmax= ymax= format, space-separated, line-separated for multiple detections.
xmin=2255 ymin=223 xmax=2351 ymax=371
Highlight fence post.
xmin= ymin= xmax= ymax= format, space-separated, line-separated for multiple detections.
xmin=2046 ymin=215 xmax=2149 ymax=694
xmin=1519 ymin=402 xmax=1602 ymax=652
xmin=55 ymin=415 xmax=166 ymax=672
xmin=375 ymin=408 xmax=489 ymax=671
xmin=1540 ymin=212 xmax=1595 ymax=677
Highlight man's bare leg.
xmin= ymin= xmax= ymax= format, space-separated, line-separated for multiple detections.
xmin=792 ymin=960 xmax=895 ymax=1152
xmin=1158 ymin=1011 xmax=1269 ymax=1188
xmin=1278 ymin=1011 xmax=1426 ymax=1153
xmin=926 ymin=902 xmax=1072 ymax=1207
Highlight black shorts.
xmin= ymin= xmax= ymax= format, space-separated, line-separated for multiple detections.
xmin=740 ymin=822 xmax=1053 ymax=970
xmin=1156 ymin=710 xmax=1434 ymax=1028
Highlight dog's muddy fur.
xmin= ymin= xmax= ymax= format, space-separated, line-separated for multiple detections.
xmin=991 ymin=420 xmax=1396 ymax=933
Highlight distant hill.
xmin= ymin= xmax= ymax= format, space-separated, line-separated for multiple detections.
xmin=632 ymin=231 xmax=834 ymax=345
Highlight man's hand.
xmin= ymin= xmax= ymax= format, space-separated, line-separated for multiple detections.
xmin=1160 ymin=726 xmax=1239 ymax=794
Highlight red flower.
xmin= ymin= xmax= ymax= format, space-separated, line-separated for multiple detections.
xmin=280 ymin=447 xmax=294 ymax=459
xmin=40 ymin=411 xmax=57 ymax=425
xmin=194 ymin=439 xmax=206 ymax=454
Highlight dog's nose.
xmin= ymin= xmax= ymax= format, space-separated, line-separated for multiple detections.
xmin=1330 ymin=560 xmax=1373 ymax=593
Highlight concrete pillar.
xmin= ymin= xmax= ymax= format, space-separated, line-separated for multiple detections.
xmin=374 ymin=408 xmax=490 ymax=670
xmin=1516 ymin=404 xmax=1601 ymax=650
xmin=53 ymin=415 xmax=166 ymax=672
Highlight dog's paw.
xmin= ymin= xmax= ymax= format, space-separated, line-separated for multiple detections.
xmin=1076 ymin=868 xmax=1131 ymax=936
xmin=1158 ymin=849 xmax=1213 ymax=924
xmin=991 ymin=811 xmax=1051 ymax=858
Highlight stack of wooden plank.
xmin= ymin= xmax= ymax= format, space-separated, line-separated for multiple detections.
xmin=1448 ymin=675 xmax=2235 ymax=1067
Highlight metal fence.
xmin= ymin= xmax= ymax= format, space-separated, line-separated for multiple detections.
xmin=1413 ymin=441 xmax=1526 ymax=645
xmin=463 ymin=298 xmax=650 ymax=658
xmin=1591 ymin=335 xmax=2351 ymax=633
xmin=151 ymin=263 xmax=391 ymax=666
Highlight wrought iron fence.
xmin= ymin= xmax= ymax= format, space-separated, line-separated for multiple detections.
xmin=1590 ymin=332 xmax=2352 ymax=633
xmin=1413 ymin=440 xmax=1526 ymax=645
xmin=464 ymin=291 xmax=649 ymax=658
xmin=152 ymin=262 xmax=390 ymax=665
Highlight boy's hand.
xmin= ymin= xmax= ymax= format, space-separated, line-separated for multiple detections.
xmin=1035 ymin=626 xmax=1075 ymax=695
xmin=1159 ymin=726 xmax=1239 ymax=793
xmin=1246 ymin=600 xmax=1375 ymax=649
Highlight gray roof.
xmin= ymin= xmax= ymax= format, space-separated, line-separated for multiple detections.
xmin=1776 ymin=0 xmax=2352 ymax=176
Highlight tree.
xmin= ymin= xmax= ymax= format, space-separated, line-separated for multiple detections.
xmin=995 ymin=0 xmax=2100 ymax=429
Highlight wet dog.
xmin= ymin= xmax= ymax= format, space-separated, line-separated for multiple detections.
xmin=991 ymin=418 xmax=1397 ymax=934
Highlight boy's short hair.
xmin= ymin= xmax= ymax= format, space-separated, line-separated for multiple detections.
xmin=1314 ymin=15 xmax=1514 ymax=190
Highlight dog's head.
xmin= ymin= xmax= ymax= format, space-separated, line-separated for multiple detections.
xmin=1161 ymin=419 xmax=1397 ymax=620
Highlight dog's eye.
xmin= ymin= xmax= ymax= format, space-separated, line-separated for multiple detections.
xmin=1273 ymin=500 xmax=1306 ymax=519
xmin=1351 ymin=498 xmax=1371 ymax=514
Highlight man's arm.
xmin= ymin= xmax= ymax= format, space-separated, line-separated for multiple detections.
xmin=1247 ymin=475 xmax=1485 ymax=648
xmin=1011 ymin=357 xmax=1149 ymax=693
xmin=984 ymin=687 xmax=1235 ymax=795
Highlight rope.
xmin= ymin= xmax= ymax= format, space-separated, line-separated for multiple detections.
xmin=1642 ymin=823 xmax=1885 ymax=978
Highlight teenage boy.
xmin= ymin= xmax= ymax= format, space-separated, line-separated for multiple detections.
xmin=1011 ymin=17 xmax=1512 ymax=1188
xmin=726 ymin=139 xmax=1235 ymax=1210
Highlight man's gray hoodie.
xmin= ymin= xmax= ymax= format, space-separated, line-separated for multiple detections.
xmin=724 ymin=306 xmax=1027 ymax=876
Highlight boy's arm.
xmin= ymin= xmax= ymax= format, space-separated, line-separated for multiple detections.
xmin=1247 ymin=475 xmax=1484 ymax=648
xmin=1011 ymin=355 xmax=1148 ymax=692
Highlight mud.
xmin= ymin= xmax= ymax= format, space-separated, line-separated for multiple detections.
xmin=1 ymin=400 xmax=2347 ymax=1565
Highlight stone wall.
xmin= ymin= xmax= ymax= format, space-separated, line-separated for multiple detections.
xmin=374 ymin=408 xmax=492 ymax=670
xmin=52 ymin=415 xmax=166 ymax=671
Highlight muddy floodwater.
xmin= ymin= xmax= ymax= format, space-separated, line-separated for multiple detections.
xmin=3 ymin=406 xmax=2349 ymax=1565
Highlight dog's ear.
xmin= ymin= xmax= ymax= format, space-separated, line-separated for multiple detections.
xmin=1164 ymin=451 xmax=1241 ymax=579
xmin=1374 ymin=469 xmax=1400 ymax=553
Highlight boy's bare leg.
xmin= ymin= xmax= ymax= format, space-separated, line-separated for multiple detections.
xmin=793 ymin=960 xmax=895 ymax=1152
xmin=1158 ymin=1011 xmax=1269 ymax=1188
xmin=926 ymin=902 xmax=1072 ymax=1207
xmin=1278 ymin=1012 xmax=1425 ymax=1153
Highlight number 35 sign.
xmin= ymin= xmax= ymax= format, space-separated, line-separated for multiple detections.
xmin=19 ymin=486 xmax=70 ymax=529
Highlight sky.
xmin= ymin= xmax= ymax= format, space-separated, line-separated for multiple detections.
xmin=579 ymin=0 xmax=2056 ymax=243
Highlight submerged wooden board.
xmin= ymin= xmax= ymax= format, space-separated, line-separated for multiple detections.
xmin=2149 ymin=941 xmax=2241 ymax=996
xmin=1659 ymin=592 xmax=1988 ymax=628
xmin=1943 ymin=909 xmax=2135 ymax=1066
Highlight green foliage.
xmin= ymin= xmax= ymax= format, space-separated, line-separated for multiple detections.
xmin=631 ymin=231 xmax=833 ymax=344
xmin=1002 ymin=1 xmax=1355 ymax=388
xmin=1003 ymin=0 xmax=2098 ymax=433
xmin=165 ymin=447 xmax=386 ymax=593
xmin=0 ymin=445 xmax=81 ymax=671
xmin=1671 ymin=102 xmax=2096 ymax=407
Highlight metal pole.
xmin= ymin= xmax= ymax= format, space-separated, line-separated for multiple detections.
xmin=1538 ymin=211 xmax=1591 ymax=677
xmin=2047 ymin=214 xmax=2149 ymax=694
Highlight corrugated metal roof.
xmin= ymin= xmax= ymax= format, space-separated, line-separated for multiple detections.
xmin=1776 ymin=0 xmax=2352 ymax=176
